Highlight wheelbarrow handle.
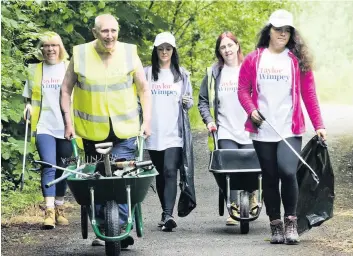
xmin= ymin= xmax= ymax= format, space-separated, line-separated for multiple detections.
xmin=137 ymin=136 xmax=145 ymax=161
xmin=71 ymin=138 xmax=79 ymax=158
xmin=45 ymin=172 xmax=71 ymax=188
xmin=211 ymin=129 xmax=218 ymax=150
xmin=115 ymin=160 xmax=153 ymax=169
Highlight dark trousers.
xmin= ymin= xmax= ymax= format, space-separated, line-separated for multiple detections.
xmin=252 ymin=137 xmax=302 ymax=221
xmin=148 ymin=147 xmax=182 ymax=217
xmin=36 ymin=134 xmax=73 ymax=197
xmin=218 ymin=139 xmax=253 ymax=204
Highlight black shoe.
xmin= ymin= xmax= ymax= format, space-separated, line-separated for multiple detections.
xmin=162 ymin=215 xmax=177 ymax=232
xmin=158 ymin=212 xmax=166 ymax=227
xmin=121 ymin=235 xmax=134 ymax=249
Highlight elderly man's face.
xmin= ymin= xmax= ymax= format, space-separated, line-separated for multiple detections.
xmin=94 ymin=17 xmax=119 ymax=52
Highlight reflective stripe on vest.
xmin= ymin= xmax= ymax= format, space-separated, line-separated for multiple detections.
xmin=207 ymin=67 xmax=216 ymax=151
xmin=73 ymin=41 xmax=140 ymax=141
xmin=28 ymin=63 xmax=43 ymax=144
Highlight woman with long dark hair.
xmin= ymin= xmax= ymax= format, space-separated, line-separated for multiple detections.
xmin=238 ymin=10 xmax=327 ymax=244
xmin=198 ymin=31 xmax=258 ymax=226
xmin=145 ymin=32 xmax=193 ymax=232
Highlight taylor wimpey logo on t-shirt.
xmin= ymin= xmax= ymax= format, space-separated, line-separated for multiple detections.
xmin=42 ymin=77 xmax=62 ymax=90
xmin=151 ymin=82 xmax=178 ymax=96
xmin=218 ymin=80 xmax=237 ymax=92
xmin=258 ymin=67 xmax=290 ymax=82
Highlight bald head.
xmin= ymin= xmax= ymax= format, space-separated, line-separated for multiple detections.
xmin=94 ymin=14 xmax=119 ymax=30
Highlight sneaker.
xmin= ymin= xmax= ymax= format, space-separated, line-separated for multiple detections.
xmin=158 ymin=212 xmax=166 ymax=227
xmin=162 ymin=215 xmax=177 ymax=232
xmin=43 ymin=208 xmax=55 ymax=229
xmin=55 ymin=205 xmax=69 ymax=225
xmin=284 ymin=216 xmax=299 ymax=245
xmin=270 ymin=219 xmax=284 ymax=244
xmin=226 ymin=216 xmax=237 ymax=226
xmin=120 ymin=226 xmax=134 ymax=249
xmin=249 ymin=192 xmax=259 ymax=216
xmin=121 ymin=236 xmax=134 ymax=249
xmin=92 ymin=225 xmax=105 ymax=246
xmin=91 ymin=237 xmax=105 ymax=246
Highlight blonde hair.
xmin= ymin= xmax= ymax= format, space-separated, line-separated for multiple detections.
xmin=36 ymin=31 xmax=69 ymax=62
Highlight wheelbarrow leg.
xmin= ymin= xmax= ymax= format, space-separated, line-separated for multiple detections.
xmin=126 ymin=185 xmax=132 ymax=224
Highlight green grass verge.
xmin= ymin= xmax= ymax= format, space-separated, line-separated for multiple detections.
xmin=1 ymin=174 xmax=43 ymax=220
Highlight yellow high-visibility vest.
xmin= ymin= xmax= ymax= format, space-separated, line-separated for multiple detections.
xmin=73 ymin=41 xmax=140 ymax=141
xmin=206 ymin=67 xmax=216 ymax=151
xmin=27 ymin=61 xmax=83 ymax=148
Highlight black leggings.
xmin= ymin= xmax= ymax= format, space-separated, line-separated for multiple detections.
xmin=148 ymin=147 xmax=182 ymax=217
xmin=218 ymin=139 xmax=253 ymax=204
xmin=252 ymin=137 xmax=302 ymax=221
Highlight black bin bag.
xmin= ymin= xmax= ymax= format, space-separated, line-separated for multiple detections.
xmin=177 ymin=107 xmax=196 ymax=217
xmin=296 ymin=135 xmax=335 ymax=235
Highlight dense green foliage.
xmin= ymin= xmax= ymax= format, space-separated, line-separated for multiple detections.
xmin=9 ymin=0 xmax=343 ymax=217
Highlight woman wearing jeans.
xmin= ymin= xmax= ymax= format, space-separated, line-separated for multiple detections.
xmin=22 ymin=32 xmax=72 ymax=229
xmin=145 ymin=32 xmax=193 ymax=232
xmin=238 ymin=10 xmax=327 ymax=244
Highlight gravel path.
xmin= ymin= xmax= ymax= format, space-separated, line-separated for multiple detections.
xmin=2 ymin=104 xmax=352 ymax=256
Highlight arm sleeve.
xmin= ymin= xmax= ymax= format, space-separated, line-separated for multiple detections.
xmin=198 ymin=75 xmax=214 ymax=125
xmin=300 ymin=71 xmax=325 ymax=130
xmin=238 ymin=56 xmax=256 ymax=116
xmin=22 ymin=80 xmax=31 ymax=99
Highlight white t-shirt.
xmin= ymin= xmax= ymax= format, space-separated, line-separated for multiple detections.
xmin=22 ymin=62 xmax=66 ymax=139
xmin=217 ymin=64 xmax=251 ymax=144
xmin=145 ymin=68 xmax=183 ymax=151
xmin=251 ymin=48 xmax=298 ymax=142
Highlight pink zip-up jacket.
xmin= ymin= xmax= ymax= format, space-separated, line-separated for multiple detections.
xmin=238 ymin=48 xmax=325 ymax=134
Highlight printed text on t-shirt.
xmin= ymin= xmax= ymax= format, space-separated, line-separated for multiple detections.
xmin=258 ymin=67 xmax=289 ymax=82
xmin=151 ymin=82 xmax=178 ymax=96
xmin=42 ymin=77 xmax=62 ymax=90
xmin=218 ymin=80 xmax=237 ymax=92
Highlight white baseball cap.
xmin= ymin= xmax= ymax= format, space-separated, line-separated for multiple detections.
xmin=154 ymin=32 xmax=176 ymax=47
xmin=268 ymin=9 xmax=294 ymax=28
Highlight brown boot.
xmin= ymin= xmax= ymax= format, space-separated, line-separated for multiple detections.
xmin=55 ymin=205 xmax=69 ymax=225
xmin=270 ymin=219 xmax=284 ymax=244
xmin=43 ymin=208 xmax=56 ymax=229
xmin=284 ymin=216 xmax=299 ymax=245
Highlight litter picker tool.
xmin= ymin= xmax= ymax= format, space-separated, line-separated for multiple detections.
xmin=257 ymin=111 xmax=319 ymax=185
xmin=20 ymin=109 xmax=31 ymax=191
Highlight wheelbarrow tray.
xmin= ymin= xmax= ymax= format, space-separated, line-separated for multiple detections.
xmin=67 ymin=164 xmax=158 ymax=205
xmin=209 ymin=149 xmax=261 ymax=191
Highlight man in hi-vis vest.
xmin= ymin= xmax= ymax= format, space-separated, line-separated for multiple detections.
xmin=60 ymin=14 xmax=151 ymax=247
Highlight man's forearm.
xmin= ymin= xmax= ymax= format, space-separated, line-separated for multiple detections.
xmin=60 ymin=91 xmax=73 ymax=126
xmin=60 ymin=58 xmax=76 ymax=127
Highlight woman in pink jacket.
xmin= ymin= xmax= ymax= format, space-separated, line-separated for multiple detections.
xmin=238 ymin=9 xmax=327 ymax=245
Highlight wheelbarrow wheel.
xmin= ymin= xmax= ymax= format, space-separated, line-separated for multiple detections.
xmin=81 ymin=205 xmax=88 ymax=239
xmin=218 ymin=189 xmax=224 ymax=216
xmin=105 ymin=200 xmax=121 ymax=256
xmin=240 ymin=191 xmax=250 ymax=234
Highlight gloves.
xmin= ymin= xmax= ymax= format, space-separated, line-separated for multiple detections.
xmin=23 ymin=103 xmax=32 ymax=121
xmin=182 ymin=95 xmax=192 ymax=106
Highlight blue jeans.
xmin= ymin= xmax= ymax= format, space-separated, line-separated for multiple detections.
xmin=82 ymin=134 xmax=137 ymax=225
xmin=36 ymin=134 xmax=73 ymax=197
